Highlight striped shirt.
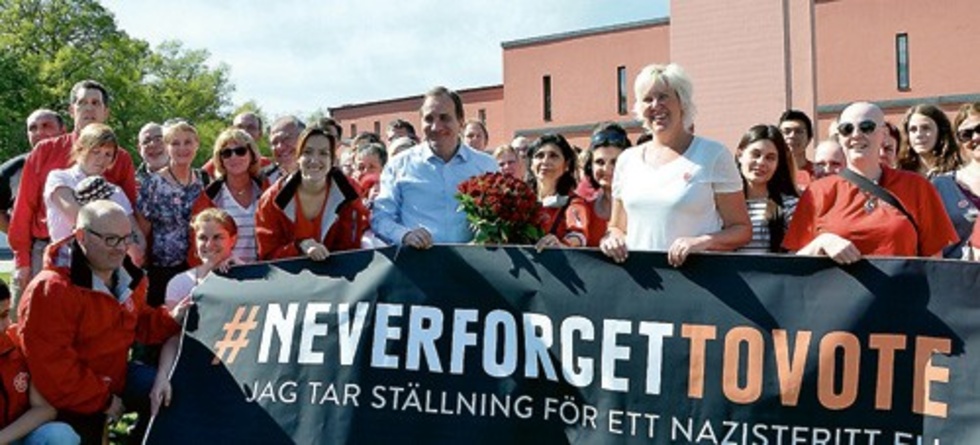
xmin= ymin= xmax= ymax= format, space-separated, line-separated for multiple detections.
xmin=215 ymin=183 xmax=260 ymax=262
xmin=739 ymin=196 xmax=798 ymax=254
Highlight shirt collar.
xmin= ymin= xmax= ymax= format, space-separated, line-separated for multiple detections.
xmin=422 ymin=140 xmax=469 ymax=163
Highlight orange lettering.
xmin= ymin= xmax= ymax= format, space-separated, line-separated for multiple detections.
xmin=913 ymin=336 xmax=951 ymax=418
xmin=723 ymin=326 xmax=764 ymax=403
xmin=681 ymin=324 xmax=716 ymax=399
xmin=818 ymin=332 xmax=860 ymax=410
xmin=772 ymin=329 xmax=812 ymax=406
xmin=868 ymin=334 xmax=906 ymax=411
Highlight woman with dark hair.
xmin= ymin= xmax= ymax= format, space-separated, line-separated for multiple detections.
xmin=600 ymin=63 xmax=750 ymax=266
xmin=563 ymin=123 xmax=631 ymax=247
xmin=528 ymin=133 xmax=583 ymax=248
xmin=931 ymin=102 xmax=980 ymax=259
xmin=734 ymin=125 xmax=799 ymax=253
xmin=255 ymin=127 xmax=369 ymax=261
xmin=880 ymin=121 xmax=901 ymax=168
xmin=898 ymin=104 xmax=962 ymax=177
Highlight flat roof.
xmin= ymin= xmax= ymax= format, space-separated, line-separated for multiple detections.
xmin=501 ymin=17 xmax=670 ymax=49
xmin=329 ymin=84 xmax=503 ymax=113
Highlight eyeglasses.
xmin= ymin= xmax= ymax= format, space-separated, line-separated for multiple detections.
xmin=837 ymin=120 xmax=878 ymax=137
xmin=140 ymin=135 xmax=163 ymax=145
xmin=220 ymin=146 xmax=249 ymax=159
xmin=590 ymin=130 xmax=629 ymax=149
xmin=86 ymin=228 xmax=137 ymax=248
xmin=956 ymin=124 xmax=980 ymax=143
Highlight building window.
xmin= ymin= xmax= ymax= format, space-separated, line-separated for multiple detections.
xmin=617 ymin=66 xmax=628 ymax=115
xmin=350 ymin=123 xmax=357 ymax=136
xmin=374 ymin=121 xmax=381 ymax=135
xmin=478 ymin=109 xmax=486 ymax=123
xmin=543 ymin=75 xmax=552 ymax=122
xmin=896 ymin=33 xmax=909 ymax=91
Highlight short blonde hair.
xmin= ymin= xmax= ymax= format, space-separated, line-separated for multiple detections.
xmin=163 ymin=121 xmax=199 ymax=145
xmin=71 ymin=123 xmax=117 ymax=164
xmin=491 ymin=144 xmax=516 ymax=160
xmin=212 ymin=128 xmax=261 ymax=179
xmin=633 ymin=63 xmax=697 ymax=132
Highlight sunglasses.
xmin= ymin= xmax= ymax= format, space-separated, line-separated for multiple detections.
xmin=86 ymin=228 xmax=138 ymax=248
xmin=837 ymin=120 xmax=877 ymax=137
xmin=591 ymin=130 xmax=629 ymax=149
xmin=956 ymin=124 xmax=980 ymax=143
xmin=220 ymin=146 xmax=249 ymax=159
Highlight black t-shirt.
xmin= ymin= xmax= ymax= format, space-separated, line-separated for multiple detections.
xmin=0 ymin=153 xmax=27 ymax=211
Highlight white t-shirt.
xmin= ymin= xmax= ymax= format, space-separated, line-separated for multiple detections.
xmin=44 ymin=165 xmax=133 ymax=242
xmin=214 ymin=183 xmax=259 ymax=263
xmin=612 ymin=136 xmax=742 ymax=251
xmin=165 ymin=268 xmax=197 ymax=310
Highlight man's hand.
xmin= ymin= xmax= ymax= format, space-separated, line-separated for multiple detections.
xmin=104 ymin=394 xmax=124 ymax=423
xmin=13 ymin=266 xmax=31 ymax=292
xmin=402 ymin=228 xmax=433 ymax=250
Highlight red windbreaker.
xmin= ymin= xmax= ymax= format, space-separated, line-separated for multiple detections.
xmin=8 ymin=133 xmax=137 ymax=268
xmin=17 ymin=238 xmax=179 ymax=414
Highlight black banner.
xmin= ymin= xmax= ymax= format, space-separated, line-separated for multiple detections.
xmin=145 ymin=246 xmax=980 ymax=444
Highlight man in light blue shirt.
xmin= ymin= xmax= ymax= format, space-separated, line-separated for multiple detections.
xmin=371 ymin=86 xmax=498 ymax=248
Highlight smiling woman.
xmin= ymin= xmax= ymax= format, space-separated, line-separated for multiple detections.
xmin=42 ymin=123 xmax=145 ymax=259
xmin=255 ymin=127 xmax=369 ymax=261
xmin=734 ymin=124 xmax=799 ymax=254
xmin=599 ymin=63 xmax=751 ymax=267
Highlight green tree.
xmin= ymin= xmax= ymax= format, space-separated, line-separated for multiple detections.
xmin=0 ymin=0 xmax=237 ymax=166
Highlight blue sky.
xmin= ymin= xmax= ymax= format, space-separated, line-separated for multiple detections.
xmin=99 ymin=1 xmax=670 ymax=118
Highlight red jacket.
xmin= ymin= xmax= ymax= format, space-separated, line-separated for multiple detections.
xmin=0 ymin=326 xmax=30 ymax=429
xmin=17 ymin=238 xmax=179 ymax=415
xmin=255 ymin=169 xmax=368 ymax=260
xmin=186 ymin=175 xmax=270 ymax=266
xmin=8 ymin=133 xmax=138 ymax=268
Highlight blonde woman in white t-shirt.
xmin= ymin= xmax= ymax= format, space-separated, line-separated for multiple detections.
xmin=600 ymin=63 xmax=751 ymax=266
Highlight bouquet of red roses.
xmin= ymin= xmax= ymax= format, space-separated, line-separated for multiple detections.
xmin=456 ymin=172 xmax=544 ymax=245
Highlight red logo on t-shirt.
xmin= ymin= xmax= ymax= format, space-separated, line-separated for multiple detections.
xmin=13 ymin=372 xmax=28 ymax=393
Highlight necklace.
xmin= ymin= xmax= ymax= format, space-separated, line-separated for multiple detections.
xmin=228 ymin=182 xmax=251 ymax=196
xmin=168 ymin=167 xmax=191 ymax=187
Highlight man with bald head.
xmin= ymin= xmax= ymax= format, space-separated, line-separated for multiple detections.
xmin=784 ymin=102 xmax=956 ymax=263
xmin=811 ymin=139 xmax=846 ymax=180
xmin=18 ymin=201 xmax=179 ymax=444
xmin=0 ymin=109 xmax=66 ymax=234
xmin=9 ymin=81 xmax=139 ymax=310
xmin=232 ymin=111 xmax=263 ymax=143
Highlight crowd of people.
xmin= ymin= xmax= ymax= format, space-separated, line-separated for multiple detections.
xmin=0 ymin=63 xmax=978 ymax=443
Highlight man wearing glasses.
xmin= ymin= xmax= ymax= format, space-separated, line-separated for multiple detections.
xmin=17 ymin=200 xmax=179 ymax=444
xmin=135 ymin=122 xmax=167 ymax=186
xmin=8 ymin=80 xmax=138 ymax=322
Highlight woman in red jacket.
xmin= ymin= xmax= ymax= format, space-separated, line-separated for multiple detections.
xmin=255 ymin=127 xmax=368 ymax=261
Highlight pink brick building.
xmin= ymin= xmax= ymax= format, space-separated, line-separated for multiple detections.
xmin=331 ymin=0 xmax=979 ymax=153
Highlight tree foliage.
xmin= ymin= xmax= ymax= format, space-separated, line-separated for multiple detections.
xmin=0 ymin=0 xmax=237 ymax=164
